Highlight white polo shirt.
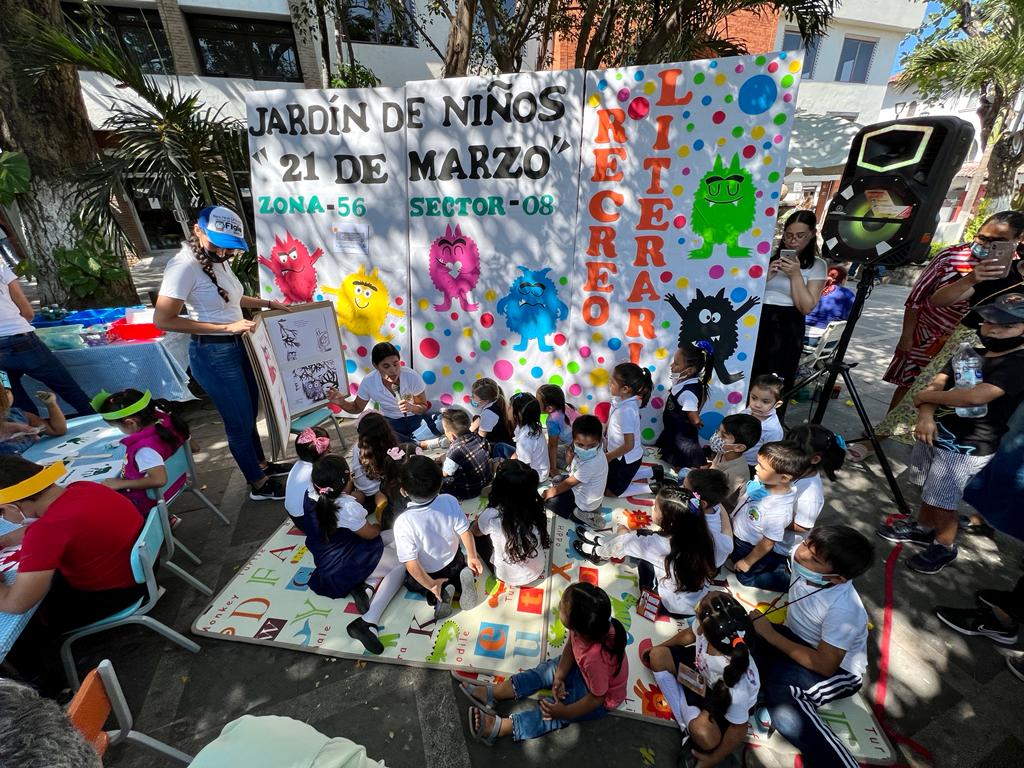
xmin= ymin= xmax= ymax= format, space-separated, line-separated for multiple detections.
xmin=392 ymin=493 xmax=469 ymax=572
xmin=514 ymin=425 xmax=550 ymax=478
xmin=731 ymin=489 xmax=796 ymax=546
xmin=284 ymin=460 xmax=313 ymax=518
xmin=775 ymin=474 xmax=824 ymax=556
xmin=357 ymin=369 xmax=426 ymax=419
xmin=741 ymin=408 xmax=784 ymax=466
xmin=570 ymin=453 xmax=608 ymax=512
xmin=606 ymin=396 xmax=643 ymax=463
xmin=785 ymin=578 xmax=869 ymax=678
xmin=476 ymin=506 xmax=545 ymax=586
xmin=619 ymin=532 xmax=709 ymax=615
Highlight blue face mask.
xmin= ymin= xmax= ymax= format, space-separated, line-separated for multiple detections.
xmin=971 ymin=242 xmax=990 ymax=260
xmin=791 ymin=554 xmax=834 ymax=587
xmin=574 ymin=444 xmax=599 ymax=461
xmin=745 ymin=478 xmax=769 ymax=502
xmin=469 ymin=398 xmax=481 ymax=409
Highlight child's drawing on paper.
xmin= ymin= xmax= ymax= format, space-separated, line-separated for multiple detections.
xmin=293 ymin=360 xmax=340 ymax=402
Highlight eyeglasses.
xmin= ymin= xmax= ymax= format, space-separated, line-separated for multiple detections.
xmin=782 ymin=231 xmax=812 ymax=242
xmin=975 ymin=234 xmax=1011 ymax=246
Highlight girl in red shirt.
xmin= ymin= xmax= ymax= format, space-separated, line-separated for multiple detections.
xmin=457 ymin=582 xmax=628 ymax=743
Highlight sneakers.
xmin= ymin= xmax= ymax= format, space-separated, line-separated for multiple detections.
xmin=459 ymin=567 xmax=480 ymax=611
xmin=976 ymin=589 xmax=1015 ymax=615
xmin=907 ymin=542 xmax=958 ymax=574
xmin=876 ymin=520 xmax=934 ymax=547
xmin=572 ymin=508 xmax=607 ymax=529
xmin=249 ymin=476 xmax=285 ymax=501
xmin=347 ymin=617 xmax=384 ymax=655
xmin=934 ymin=606 xmax=1019 ymax=645
xmin=262 ymin=461 xmax=292 ymax=476
xmin=1007 ymin=655 xmax=1024 ymax=683
xmin=434 ymin=584 xmax=456 ymax=620
xmin=958 ymin=514 xmax=994 ymax=536
xmin=421 ymin=436 xmax=451 ymax=450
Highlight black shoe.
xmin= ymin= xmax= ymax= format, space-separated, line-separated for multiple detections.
xmin=249 ymin=477 xmax=285 ymax=500
xmin=976 ymin=589 xmax=1015 ymax=615
xmin=347 ymin=617 xmax=384 ymax=655
xmin=262 ymin=461 xmax=293 ymax=476
xmin=572 ymin=539 xmax=607 ymax=565
xmin=935 ymin=606 xmax=1018 ymax=644
xmin=907 ymin=542 xmax=958 ymax=574
xmin=876 ymin=520 xmax=934 ymax=547
xmin=958 ymin=514 xmax=995 ymax=536
xmin=349 ymin=582 xmax=373 ymax=614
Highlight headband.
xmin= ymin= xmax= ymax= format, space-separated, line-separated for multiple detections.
xmin=314 ymin=485 xmax=334 ymax=495
xmin=92 ymin=390 xmax=152 ymax=421
xmin=834 ymin=433 xmax=848 ymax=451
xmin=0 ymin=461 xmax=66 ymax=504
xmin=731 ymin=636 xmax=746 ymax=648
xmin=296 ymin=428 xmax=330 ymax=455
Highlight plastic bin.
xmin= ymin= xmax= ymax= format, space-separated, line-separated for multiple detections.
xmin=108 ymin=317 xmax=162 ymax=341
xmin=31 ymin=316 xmax=66 ymax=328
xmin=64 ymin=307 xmax=128 ymax=328
xmin=36 ymin=324 xmax=86 ymax=349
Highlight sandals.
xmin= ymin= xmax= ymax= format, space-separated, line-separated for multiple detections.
xmin=467 ymin=705 xmax=502 ymax=746
xmin=572 ymin=538 xmax=608 ymax=565
xmin=451 ymin=671 xmax=497 ymax=714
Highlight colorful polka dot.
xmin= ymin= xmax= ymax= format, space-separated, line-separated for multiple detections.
xmin=493 ymin=360 xmax=513 ymax=380
xmin=419 ymin=338 xmax=440 ymax=359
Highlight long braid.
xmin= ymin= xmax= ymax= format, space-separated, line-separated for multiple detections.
xmin=189 ymin=235 xmax=230 ymax=303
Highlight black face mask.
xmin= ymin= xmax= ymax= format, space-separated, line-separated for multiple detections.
xmin=203 ymin=247 xmax=233 ymax=264
xmin=979 ymin=333 xmax=1024 ymax=353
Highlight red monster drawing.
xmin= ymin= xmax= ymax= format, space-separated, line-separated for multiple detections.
xmin=259 ymin=232 xmax=324 ymax=304
xmin=623 ymin=509 xmax=653 ymax=530
xmin=633 ymin=679 xmax=674 ymax=721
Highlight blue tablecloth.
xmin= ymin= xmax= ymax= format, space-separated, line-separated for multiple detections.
xmin=1 ymin=417 xmax=128 ymax=659
xmin=22 ymin=332 xmax=194 ymax=413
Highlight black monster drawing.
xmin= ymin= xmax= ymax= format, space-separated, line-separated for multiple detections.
xmin=665 ymin=290 xmax=760 ymax=385
xmin=278 ymin=323 xmax=300 ymax=349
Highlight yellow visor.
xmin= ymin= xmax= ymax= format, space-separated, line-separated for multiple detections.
xmin=0 ymin=461 xmax=66 ymax=505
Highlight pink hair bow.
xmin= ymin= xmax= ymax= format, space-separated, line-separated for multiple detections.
xmin=297 ymin=428 xmax=330 ymax=454
xmin=314 ymin=485 xmax=333 ymax=495
xmin=387 ymin=447 xmax=405 ymax=460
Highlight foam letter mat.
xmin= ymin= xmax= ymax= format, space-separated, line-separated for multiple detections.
xmin=192 ymin=492 xmax=893 ymax=764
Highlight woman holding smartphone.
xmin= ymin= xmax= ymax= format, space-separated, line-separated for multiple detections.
xmin=749 ymin=210 xmax=828 ymax=392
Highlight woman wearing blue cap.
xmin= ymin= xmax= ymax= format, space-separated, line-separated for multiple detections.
xmin=154 ymin=206 xmax=289 ymax=500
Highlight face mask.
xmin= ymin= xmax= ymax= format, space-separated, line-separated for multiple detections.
xmin=791 ymin=553 xmax=835 ymax=587
xmin=745 ymin=479 xmax=769 ymax=502
xmin=0 ymin=508 xmax=31 ymax=536
xmin=469 ymin=398 xmax=481 ymax=409
xmin=708 ymin=433 xmax=733 ymax=454
xmin=971 ymin=242 xmax=990 ymax=260
xmin=203 ymin=247 xmax=233 ymax=264
xmin=979 ymin=333 xmax=1024 ymax=353
xmin=574 ymin=444 xmax=599 ymax=461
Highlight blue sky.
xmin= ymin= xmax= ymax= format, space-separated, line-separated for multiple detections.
xmin=891 ymin=1 xmax=948 ymax=74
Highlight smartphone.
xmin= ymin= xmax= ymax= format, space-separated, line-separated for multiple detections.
xmin=987 ymin=240 xmax=1015 ymax=279
xmin=779 ymin=249 xmax=798 ymax=264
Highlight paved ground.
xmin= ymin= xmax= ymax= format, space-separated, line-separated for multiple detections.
xmin=35 ymin=276 xmax=1024 ymax=767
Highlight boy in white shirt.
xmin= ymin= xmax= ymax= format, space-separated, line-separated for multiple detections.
xmin=543 ymin=414 xmax=608 ymax=528
xmin=392 ymin=455 xmax=483 ymax=619
xmin=740 ymin=375 xmax=785 ymax=467
xmin=749 ymin=525 xmax=874 ymax=768
xmin=731 ymin=441 xmax=810 ymax=589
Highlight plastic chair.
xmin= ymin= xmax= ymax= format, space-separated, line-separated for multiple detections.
xmin=68 ymin=658 xmax=192 ymax=763
xmin=60 ymin=508 xmax=201 ymax=689
xmin=291 ymin=405 xmax=347 ymax=450
xmin=800 ymin=320 xmax=847 ymax=370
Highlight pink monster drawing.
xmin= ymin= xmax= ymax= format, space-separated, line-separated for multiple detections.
xmin=428 ymin=224 xmax=480 ymax=312
xmin=259 ymin=232 xmax=324 ymax=304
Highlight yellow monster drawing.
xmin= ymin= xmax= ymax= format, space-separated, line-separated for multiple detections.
xmin=321 ymin=265 xmax=404 ymax=341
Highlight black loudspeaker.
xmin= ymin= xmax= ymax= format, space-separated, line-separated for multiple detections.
xmin=821 ymin=117 xmax=975 ymax=267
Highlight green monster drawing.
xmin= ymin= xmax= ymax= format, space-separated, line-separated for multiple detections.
xmin=548 ymin=591 xmax=567 ymax=648
xmin=611 ymin=591 xmax=638 ymax=634
xmin=426 ymin=620 xmax=461 ymax=663
xmin=688 ymin=153 xmax=757 ymax=259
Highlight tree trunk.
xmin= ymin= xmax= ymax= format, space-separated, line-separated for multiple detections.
xmin=444 ymin=0 xmax=476 ymax=77
xmin=0 ymin=0 xmax=138 ymax=306
xmin=983 ymin=132 xmax=1024 ymax=213
xmin=950 ymin=109 xmax=999 ymax=241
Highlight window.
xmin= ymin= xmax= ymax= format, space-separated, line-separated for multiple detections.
xmin=835 ymin=37 xmax=876 ymax=84
xmin=782 ymin=29 xmax=819 ymax=80
xmin=343 ymin=0 xmax=415 ymax=47
xmin=189 ymin=15 xmax=302 ymax=81
xmin=62 ymin=4 xmax=173 ymax=74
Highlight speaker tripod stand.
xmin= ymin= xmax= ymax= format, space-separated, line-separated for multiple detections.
xmin=784 ymin=264 xmax=911 ymax=515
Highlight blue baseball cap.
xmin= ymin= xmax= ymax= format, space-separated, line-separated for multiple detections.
xmin=197 ymin=206 xmax=248 ymax=250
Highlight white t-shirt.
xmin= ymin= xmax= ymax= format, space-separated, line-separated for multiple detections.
xmin=514 ymin=425 xmax=549 ymax=478
xmin=619 ymin=532 xmax=708 ymax=615
xmin=704 ymin=507 xmax=733 ymax=568
xmin=763 ymin=256 xmax=827 ymax=307
xmin=570 ymin=453 xmax=608 ymax=511
xmin=159 ymin=244 xmax=244 ymax=327
xmin=670 ymin=378 xmax=700 ymax=411
xmin=333 ymin=494 xmax=370 ymax=531
xmin=785 ymin=578 xmax=869 ymax=677
xmin=741 ymin=408 xmax=784 ymax=466
xmin=393 ymin=493 xmax=469 ymax=572
xmin=694 ymin=625 xmax=761 ymax=725
xmin=133 ymin=446 xmax=165 ymax=473
xmin=0 ymin=264 xmax=34 ymax=337
xmin=775 ymin=474 xmax=824 ymax=555
xmin=606 ymin=396 xmax=643 ymax=463
xmin=285 ymin=460 xmax=313 ymax=519
xmin=731 ymin=488 xmax=796 ymax=546
xmin=350 ymin=444 xmax=380 ymax=495
xmin=476 ymin=506 xmax=545 ymax=586
xmin=356 ymin=369 xmax=426 ymax=420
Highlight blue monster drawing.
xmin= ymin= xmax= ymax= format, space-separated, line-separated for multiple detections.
xmin=496 ymin=267 xmax=568 ymax=352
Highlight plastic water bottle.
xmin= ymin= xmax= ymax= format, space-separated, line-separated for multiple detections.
xmin=952 ymin=343 xmax=987 ymax=418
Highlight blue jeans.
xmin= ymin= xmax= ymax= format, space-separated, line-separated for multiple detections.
xmin=385 ymin=413 xmax=441 ymax=443
xmin=188 ymin=337 xmax=266 ymax=484
xmin=964 ymin=400 xmax=1024 ymax=540
xmin=732 ymin=536 xmax=788 ymax=590
xmin=508 ymin=659 xmax=608 ymax=741
xmin=491 ymin=442 xmax=515 ymax=459
xmin=0 ymin=332 xmax=94 ymax=416
xmin=753 ymin=625 xmax=862 ymax=768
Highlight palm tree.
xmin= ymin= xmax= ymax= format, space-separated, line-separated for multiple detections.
xmin=18 ymin=7 xmax=250 ymax=257
xmin=898 ymin=0 xmax=1024 ymax=217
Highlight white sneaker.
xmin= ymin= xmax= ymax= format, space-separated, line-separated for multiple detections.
xmin=572 ymin=508 xmax=607 ymax=529
xmin=459 ymin=567 xmax=480 ymax=610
